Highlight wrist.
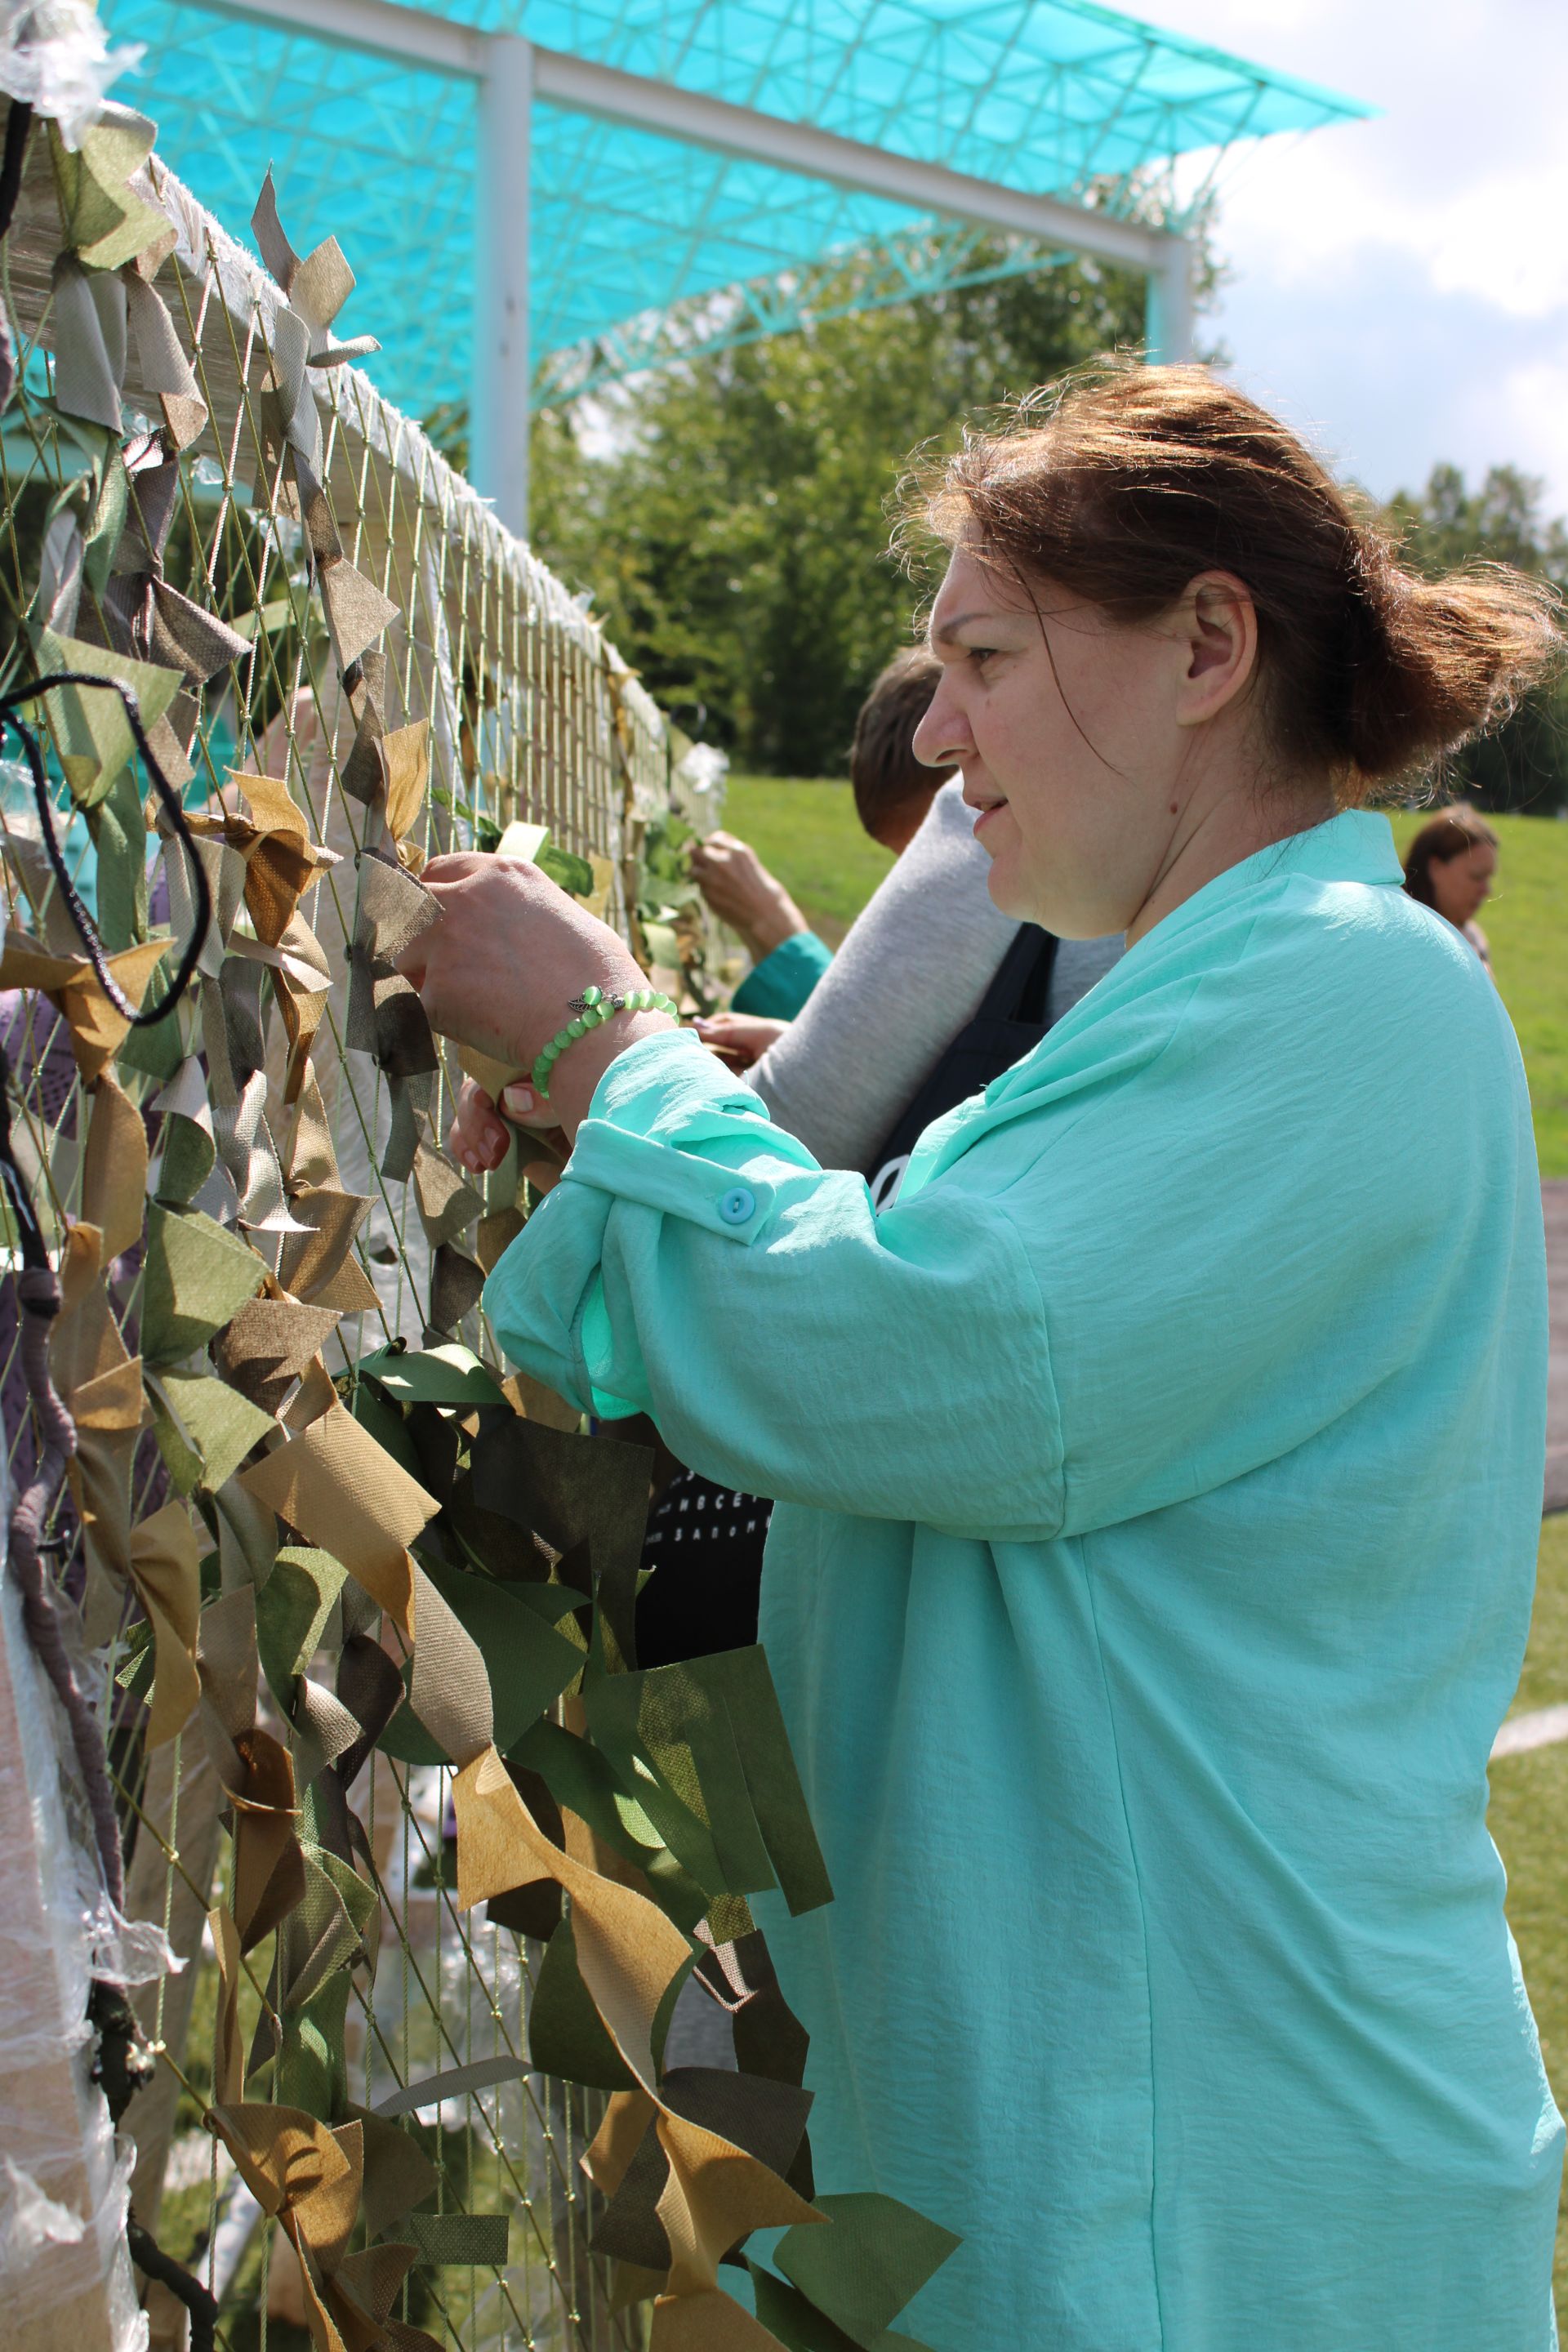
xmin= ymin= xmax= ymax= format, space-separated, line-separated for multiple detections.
xmin=746 ymin=897 xmax=810 ymax=959
xmin=528 ymin=984 xmax=683 ymax=1134
xmin=542 ymin=1008 xmax=679 ymax=1136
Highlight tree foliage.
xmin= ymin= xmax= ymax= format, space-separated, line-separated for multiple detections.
xmin=1385 ymin=463 xmax=1568 ymax=814
xmin=528 ymin=253 xmax=1149 ymax=775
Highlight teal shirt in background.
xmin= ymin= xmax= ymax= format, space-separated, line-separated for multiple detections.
xmin=729 ymin=927 xmax=832 ymax=1018
xmin=485 ymin=812 xmax=1559 ymax=2350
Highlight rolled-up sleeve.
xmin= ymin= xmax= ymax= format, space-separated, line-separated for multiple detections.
xmin=729 ymin=929 xmax=832 ymax=1018
xmin=483 ymin=1031 xmax=1064 ymax=1539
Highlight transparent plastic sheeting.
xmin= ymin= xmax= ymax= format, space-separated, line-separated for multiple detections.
xmin=0 ymin=1530 xmax=172 ymax=2350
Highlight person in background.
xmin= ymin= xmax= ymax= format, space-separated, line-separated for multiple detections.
xmin=1401 ymin=803 xmax=1499 ymax=969
xmin=691 ymin=648 xmax=956 ymax=1041
xmin=687 ymin=834 xmax=823 ymax=1031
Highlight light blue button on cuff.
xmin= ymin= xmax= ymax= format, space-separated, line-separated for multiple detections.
xmin=564 ymin=1120 xmax=777 ymax=1242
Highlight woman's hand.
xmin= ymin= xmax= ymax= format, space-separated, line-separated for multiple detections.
xmin=399 ymin=854 xmax=677 ymax=1139
xmin=688 ymin=832 xmax=809 ymax=964
xmin=692 ymin=1009 xmax=790 ymax=1070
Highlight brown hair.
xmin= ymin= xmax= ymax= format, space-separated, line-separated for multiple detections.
xmin=849 ymin=649 xmax=954 ymax=837
xmin=1401 ymin=804 xmax=1499 ymax=909
xmin=899 ymin=361 xmax=1562 ymax=797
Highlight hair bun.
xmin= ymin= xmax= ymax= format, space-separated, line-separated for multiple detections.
xmin=1346 ymin=558 xmax=1561 ymax=782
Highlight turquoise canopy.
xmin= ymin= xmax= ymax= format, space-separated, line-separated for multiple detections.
xmin=101 ymin=0 xmax=1365 ymax=420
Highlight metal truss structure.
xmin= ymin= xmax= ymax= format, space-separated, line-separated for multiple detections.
xmin=100 ymin=0 xmax=1366 ymax=530
xmin=532 ymin=217 xmax=1111 ymax=408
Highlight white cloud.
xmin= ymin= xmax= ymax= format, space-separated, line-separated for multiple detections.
xmin=1126 ymin=0 xmax=1568 ymax=508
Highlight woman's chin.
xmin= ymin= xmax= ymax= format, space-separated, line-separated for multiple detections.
xmin=986 ymin=858 xmax=1031 ymax=920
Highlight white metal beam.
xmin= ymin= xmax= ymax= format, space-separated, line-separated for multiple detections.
xmin=207 ymin=0 xmax=486 ymax=74
xmin=198 ymin=0 xmax=1176 ymax=278
xmin=474 ymin=33 xmax=532 ymax=532
xmin=533 ymin=47 xmax=1165 ymax=274
xmin=1144 ymin=237 xmax=1196 ymax=364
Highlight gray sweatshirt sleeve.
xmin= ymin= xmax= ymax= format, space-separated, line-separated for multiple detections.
xmin=743 ymin=780 xmax=1017 ymax=1169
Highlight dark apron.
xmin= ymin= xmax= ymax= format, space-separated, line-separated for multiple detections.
xmin=864 ymin=923 xmax=1057 ymax=1205
xmin=635 ymin=922 xmax=1058 ymax=1667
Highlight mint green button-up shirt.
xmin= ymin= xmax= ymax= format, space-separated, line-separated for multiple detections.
xmin=485 ymin=812 xmax=1560 ymax=2350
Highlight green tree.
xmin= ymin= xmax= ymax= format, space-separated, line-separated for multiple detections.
xmin=527 ymin=252 xmax=1151 ymax=773
xmin=1385 ymin=463 xmax=1568 ymax=814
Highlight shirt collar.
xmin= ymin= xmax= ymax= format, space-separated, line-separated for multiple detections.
xmin=902 ymin=809 xmax=1408 ymax=1200
xmin=1116 ymin=808 xmax=1403 ymax=967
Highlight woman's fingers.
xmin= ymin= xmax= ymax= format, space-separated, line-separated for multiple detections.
xmin=448 ymin=1080 xmax=509 ymax=1174
xmin=447 ymin=1076 xmax=569 ymax=1182
xmin=497 ymin=1080 xmax=559 ymax=1132
xmin=692 ymin=1010 xmax=789 ymax=1068
xmin=688 ymin=833 xmax=808 ymax=958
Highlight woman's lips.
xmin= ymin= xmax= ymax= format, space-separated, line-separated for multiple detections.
xmin=972 ymin=799 xmax=1009 ymax=835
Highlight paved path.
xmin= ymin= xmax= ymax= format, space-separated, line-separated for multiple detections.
xmin=1493 ymin=1704 xmax=1568 ymax=1760
xmin=1547 ymin=1180 xmax=1568 ymax=1516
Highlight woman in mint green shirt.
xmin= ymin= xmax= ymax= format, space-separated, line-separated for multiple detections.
xmin=406 ymin=363 xmax=1561 ymax=2348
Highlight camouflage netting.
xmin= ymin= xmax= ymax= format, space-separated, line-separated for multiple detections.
xmin=0 ymin=71 xmax=956 ymax=2352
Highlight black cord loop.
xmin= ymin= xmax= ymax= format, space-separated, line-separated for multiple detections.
xmin=0 ymin=1041 xmax=47 ymax=1272
xmin=127 ymin=2216 xmax=218 ymax=2352
xmin=0 ymin=670 xmax=212 ymax=1022
xmin=0 ymin=100 xmax=33 ymax=249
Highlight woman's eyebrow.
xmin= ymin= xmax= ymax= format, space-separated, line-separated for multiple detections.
xmin=929 ymin=608 xmax=1011 ymax=648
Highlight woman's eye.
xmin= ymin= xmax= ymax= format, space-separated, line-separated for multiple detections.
xmin=969 ymin=646 xmax=998 ymax=667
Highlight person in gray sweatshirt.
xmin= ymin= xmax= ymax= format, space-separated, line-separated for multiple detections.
xmin=694 ymin=648 xmax=1122 ymax=1196
xmin=624 ymin=650 xmax=1122 ymax=1672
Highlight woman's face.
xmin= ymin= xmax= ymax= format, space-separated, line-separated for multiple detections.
xmin=911 ymin=546 xmax=1255 ymax=938
xmin=1429 ymin=840 xmax=1496 ymax=928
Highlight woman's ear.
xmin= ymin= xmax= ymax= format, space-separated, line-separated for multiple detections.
xmin=1173 ymin=570 xmax=1259 ymax=729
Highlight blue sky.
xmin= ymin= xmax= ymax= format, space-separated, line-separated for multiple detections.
xmin=1130 ymin=0 xmax=1568 ymax=519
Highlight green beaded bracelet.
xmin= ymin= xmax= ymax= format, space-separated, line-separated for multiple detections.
xmin=530 ymin=982 xmax=679 ymax=1101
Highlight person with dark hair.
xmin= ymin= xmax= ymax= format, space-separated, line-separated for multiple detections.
xmin=1402 ymin=802 xmax=1499 ymax=969
xmin=418 ymin=360 xmax=1561 ymax=2350
xmin=689 ymin=648 xmax=956 ymax=1040
xmin=845 ymin=645 xmax=957 ymax=849
xmin=696 ymin=648 xmax=1121 ymax=1180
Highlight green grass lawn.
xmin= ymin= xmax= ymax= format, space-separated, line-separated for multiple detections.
xmin=724 ymin=779 xmax=1568 ymax=1174
xmin=723 ymin=775 xmax=896 ymax=948
xmin=1491 ymin=1513 xmax=1568 ymax=2311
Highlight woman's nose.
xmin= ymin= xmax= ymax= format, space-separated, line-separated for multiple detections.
xmin=913 ymin=683 xmax=972 ymax=770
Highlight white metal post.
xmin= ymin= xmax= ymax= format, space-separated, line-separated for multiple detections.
xmin=1144 ymin=234 xmax=1195 ymax=364
xmin=475 ymin=33 xmax=532 ymax=537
